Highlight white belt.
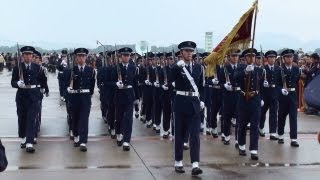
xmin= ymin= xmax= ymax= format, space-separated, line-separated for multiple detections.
xmin=24 ymin=85 xmax=40 ymax=89
xmin=69 ymin=89 xmax=90 ymax=94
xmin=266 ymin=84 xmax=276 ymax=88
xmin=58 ymin=72 xmax=63 ymax=74
xmin=233 ymin=87 xmax=241 ymax=91
xmin=118 ymin=85 xmax=133 ymax=89
xmin=287 ymin=88 xmax=295 ymax=92
xmin=176 ymin=91 xmax=199 ymax=97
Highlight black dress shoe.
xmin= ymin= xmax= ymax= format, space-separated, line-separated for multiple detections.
xmin=259 ymin=132 xmax=265 ymax=137
xmin=80 ymin=145 xmax=87 ymax=152
xmin=146 ymin=124 xmax=152 ymax=128
xmin=211 ymin=133 xmax=218 ymax=138
xmin=153 ymin=126 xmax=156 ymax=131
xmin=290 ymin=141 xmax=299 ymax=147
xmin=191 ymin=167 xmax=203 ymax=176
xmin=20 ymin=143 xmax=26 ymax=149
xmin=111 ymin=134 xmax=116 ymax=139
xmin=183 ymin=145 xmax=189 ymax=150
xmin=270 ymin=135 xmax=278 ymax=141
xmin=223 ymin=140 xmax=230 ymax=145
xmin=235 ymin=143 xmax=239 ymax=149
xmin=206 ymin=131 xmax=211 ymax=135
xmin=251 ymin=154 xmax=259 ymax=160
xmin=163 ymin=134 xmax=169 ymax=139
xmin=26 ymin=147 xmax=35 ymax=153
xmin=123 ymin=145 xmax=130 ymax=151
xmin=156 ymin=129 xmax=160 ymax=134
xmin=278 ymin=139 xmax=284 ymax=144
xmin=221 ymin=136 xmax=225 ymax=142
xmin=135 ymin=114 xmax=139 ymax=119
xmin=74 ymin=142 xmax=80 ymax=147
xmin=239 ymin=149 xmax=247 ymax=156
xmin=175 ymin=166 xmax=185 ymax=174
xmin=117 ymin=140 xmax=123 ymax=147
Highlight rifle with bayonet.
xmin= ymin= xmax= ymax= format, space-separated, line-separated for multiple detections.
xmin=115 ymin=44 xmax=122 ymax=81
xmin=16 ymin=43 xmax=24 ymax=81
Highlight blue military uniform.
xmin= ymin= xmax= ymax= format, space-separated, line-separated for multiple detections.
xmin=142 ymin=53 xmax=155 ymax=128
xmin=235 ymin=48 xmax=263 ymax=160
xmin=159 ymin=53 xmax=174 ymax=138
xmin=277 ymin=49 xmax=301 ymax=147
xmin=99 ymin=62 xmax=116 ymax=139
xmin=259 ymin=50 xmax=282 ymax=140
xmin=219 ymin=52 xmax=242 ymax=145
xmin=11 ymin=46 xmax=47 ymax=153
xmin=170 ymin=41 xmax=204 ymax=176
xmin=67 ymin=48 xmax=96 ymax=152
xmin=57 ymin=50 xmax=68 ymax=101
xmin=112 ymin=47 xmax=139 ymax=151
xmin=34 ymin=51 xmax=49 ymax=139
xmin=152 ymin=62 xmax=162 ymax=133
xmin=97 ymin=65 xmax=107 ymax=123
xmin=62 ymin=66 xmax=73 ymax=138
xmin=205 ymin=64 xmax=223 ymax=138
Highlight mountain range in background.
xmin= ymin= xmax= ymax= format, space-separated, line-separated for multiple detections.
xmin=0 ymin=32 xmax=319 ymax=54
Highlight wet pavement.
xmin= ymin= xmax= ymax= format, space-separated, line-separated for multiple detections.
xmin=0 ymin=68 xmax=319 ymax=180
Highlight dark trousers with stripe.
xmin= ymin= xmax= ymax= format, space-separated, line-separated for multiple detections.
xmin=260 ymin=90 xmax=279 ymax=133
xmin=115 ymin=102 xmax=133 ymax=143
xmin=16 ymin=96 xmax=39 ymax=144
xmin=71 ymin=94 xmax=91 ymax=144
xmin=278 ymin=92 xmax=298 ymax=139
xmin=238 ymin=95 xmax=261 ymax=151
xmin=222 ymin=91 xmax=240 ymax=137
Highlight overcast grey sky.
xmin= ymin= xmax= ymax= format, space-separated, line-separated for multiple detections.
xmin=0 ymin=0 xmax=319 ymax=49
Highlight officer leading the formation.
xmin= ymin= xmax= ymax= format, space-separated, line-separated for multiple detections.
xmin=67 ymin=48 xmax=96 ymax=152
xmin=169 ymin=41 xmax=204 ymax=176
xmin=11 ymin=46 xmax=47 ymax=153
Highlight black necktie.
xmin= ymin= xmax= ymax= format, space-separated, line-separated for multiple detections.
xmin=271 ymin=66 xmax=274 ymax=71
xmin=186 ymin=65 xmax=191 ymax=73
xmin=233 ymin=66 xmax=236 ymax=70
xmin=80 ymin=67 xmax=83 ymax=74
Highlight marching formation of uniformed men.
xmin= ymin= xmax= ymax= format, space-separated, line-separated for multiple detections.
xmin=10 ymin=42 xmax=305 ymax=176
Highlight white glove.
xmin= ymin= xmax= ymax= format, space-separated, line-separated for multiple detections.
xmin=224 ymin=82 xmax=233 ymax=91
xmin=212 ymin=78 xmax=219 ymax=85
xmin=67 ymin=87 xmax=73 ymax=93
xmin=172 ymin=82 xmax=175 ymax=87
xmin=177 ymin=60 xmax=185 ymax=68
xmin=153 ymin=81 xmax=160 ymax=87
xmin=162 ymin=84 xmax=169 ymax=90
xmin=116 ymin=81 xmax=124 ymax=89
xmin=17 ymin=80 xmax=25 ymax=88
xmin=40 ymin=88 xmax=45 ymax=94
xmin=145 ymin=80 xmax=152 ymax=86
xmin=261 ymin=100 xmax=264 ymax=107
xmin=245 ymin=65 xmax=254 ymax=72
xmin=134 ymin=99 xmax=139 ymax=105
xmin=281 ymin=88 xmax=289 ymax=96
xmin=200 ymin=101 xmax=205 ymax=110
xmin=62 ymin=62 xmax=67 ymax=67
xmin=263 ymin=81 xmax=269 ymax=87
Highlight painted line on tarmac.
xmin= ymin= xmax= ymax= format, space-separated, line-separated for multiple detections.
xmin=4 ymin=162 xmax=320 ymax=172
xmin=0 ymin=134 xmax=318 ymax=142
